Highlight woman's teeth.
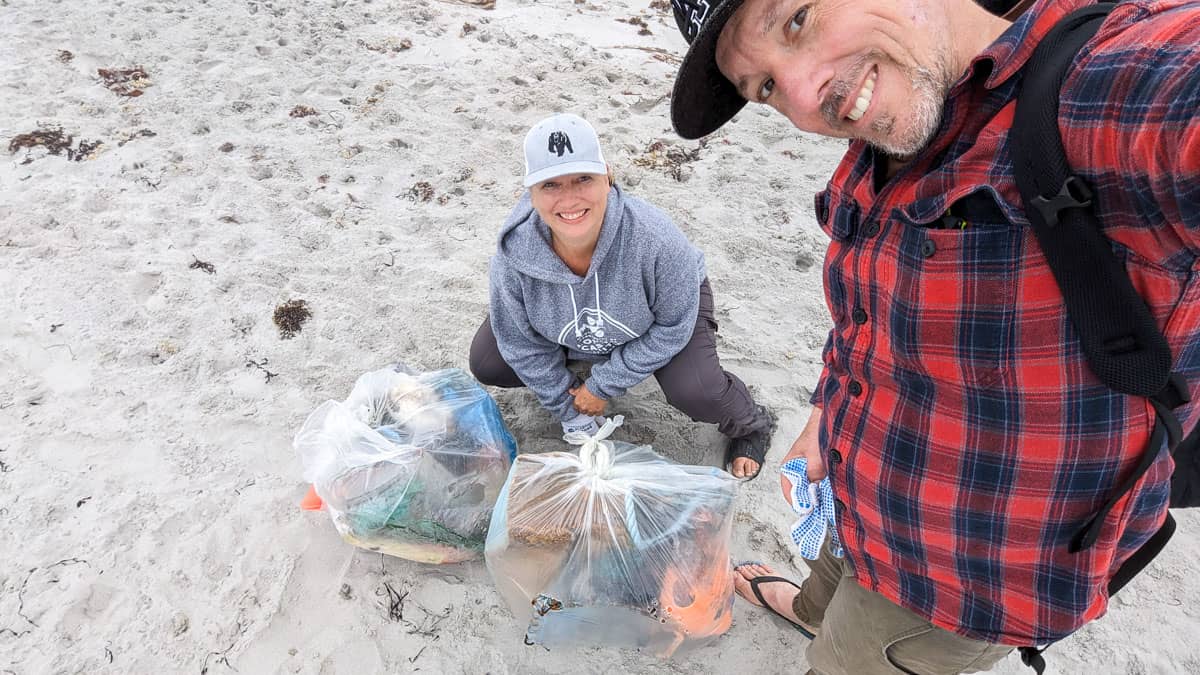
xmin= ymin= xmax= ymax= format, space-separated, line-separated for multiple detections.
xmin=559 ymin=210 xmax=586 ymax=221
xmin=847 ymin=70 xmax=877 ymax=122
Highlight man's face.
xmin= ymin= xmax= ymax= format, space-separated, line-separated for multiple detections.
xmin=715 ymin=0 xmax=956 ymax=157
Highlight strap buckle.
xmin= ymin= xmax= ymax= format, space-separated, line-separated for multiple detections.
xmin=1154 ymin=372 xmax=1192 ymax=410
xmin=1029 ymin=175 xmax=1094 ymax=227
xmin=1019 ymin=646 xmax=1047 ymax=674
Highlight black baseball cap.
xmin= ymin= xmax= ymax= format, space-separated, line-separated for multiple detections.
xmin=670 ymin=0 xmax=750 ymax=139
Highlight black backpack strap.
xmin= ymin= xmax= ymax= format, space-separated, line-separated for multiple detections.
xmin=1012 ymin=2 xmax=1175 ymax=400
xmin=1012 ymin=1 xmax=1188 ymax=546
xmin=1170 ymin=420 xmax=1200 ymax=506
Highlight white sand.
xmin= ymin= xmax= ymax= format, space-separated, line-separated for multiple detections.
xmin=1 ymin=0 xmax=1196 ymax=672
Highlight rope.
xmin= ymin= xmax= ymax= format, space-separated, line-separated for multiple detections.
xmin=563 ymin=414 xmax=625 ymax=476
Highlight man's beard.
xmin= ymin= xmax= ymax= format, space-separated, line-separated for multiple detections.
xmin=821 ymin=52 xmax=953 ymax=159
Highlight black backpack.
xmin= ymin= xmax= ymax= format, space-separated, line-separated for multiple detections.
xmin=1010 ymin=2 xmax=1200 ymax=671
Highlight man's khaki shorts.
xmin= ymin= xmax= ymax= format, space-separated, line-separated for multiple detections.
xmin=794 ymin=540 xmax=1014 ymax=675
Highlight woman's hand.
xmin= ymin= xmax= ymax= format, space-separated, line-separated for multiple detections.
xmin=569 ymin=384 xmax=607 ymax=416
xmin=780 ymin=407 xmax=824 ymax=504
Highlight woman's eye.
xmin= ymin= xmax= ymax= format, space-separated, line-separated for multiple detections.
xmin=578 ymin=175 xmax=592 ymax=183
xmin=758 ymin=78 xmax=775 ymax=101
xmin=788 ymin=6 xmax=808 ymax=32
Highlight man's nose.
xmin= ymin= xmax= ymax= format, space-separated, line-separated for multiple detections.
xmin=776 ymin=63 xmax=832 ymax=125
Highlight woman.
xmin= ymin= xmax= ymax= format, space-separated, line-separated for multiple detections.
xmin=469 ymin=113 xmax=772 ymax=479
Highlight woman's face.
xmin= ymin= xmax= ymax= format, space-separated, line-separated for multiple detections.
xmin=530 ymin=172 xmax=609 ymax=246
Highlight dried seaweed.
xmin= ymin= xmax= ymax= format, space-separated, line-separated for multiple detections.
xmin=8 ymin=127 xmax=103 ymax=163
xmin=117 ymin=129 xmax=157 ymax=146
xmin=289 ymin=105 xmax=318 ymax=118
xmin=189 ymin=256 xmax=216 ymax=274
xmin=73 ymin=139 xmax=103 ymax=160
xmin=378 ymin=582 xmax=408 ymax=622
xmin=633 ymin=139 xmax=706 ymax=181
xmin=358 ymin=37 xmax=413 ymax=54
xmin=97 ymin=66 xmax=151 ymax=97
xmin=273 ymin=300 xmax=311 ymax=339
xmin=9 ymin=128 xmax=72 ymax=155
xmin=406 ymin=181 xmax=435 ymax=202
xmin=246 ymin=358 xmax=278 ymax=383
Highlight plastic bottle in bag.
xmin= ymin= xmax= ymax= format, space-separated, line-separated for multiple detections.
xmin=295 ymin=363 xmax=517 ymax=563
xmin=485 ymin=417 xmax=738 ymax=656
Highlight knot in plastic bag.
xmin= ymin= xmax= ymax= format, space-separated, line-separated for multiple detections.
xmin=563 ymin=415 xmax=625 ymax=476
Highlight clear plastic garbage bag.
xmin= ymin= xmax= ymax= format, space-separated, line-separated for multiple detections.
xmin=295 ymin=363 xmax=517 ymax=563
xmin=485 ymin=417 xmax=739 ymax=657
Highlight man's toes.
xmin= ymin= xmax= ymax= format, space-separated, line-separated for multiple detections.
xmin=734 ymin=564 xmax=758 ymax=579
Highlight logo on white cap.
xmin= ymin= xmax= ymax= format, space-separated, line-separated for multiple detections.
xmin=548 ymin=131 xmax=573 ymax=157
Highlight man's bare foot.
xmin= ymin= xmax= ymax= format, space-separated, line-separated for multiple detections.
xmin=732 ymin=563 xmax=817 ymax=633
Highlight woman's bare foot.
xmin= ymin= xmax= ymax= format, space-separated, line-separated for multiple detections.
xmin=732 ymin=562 xmax=817 ymax=633
xmin=731 ymin=457 xmax=760 ymax=478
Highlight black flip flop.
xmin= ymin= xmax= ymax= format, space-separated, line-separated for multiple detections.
xmin=746 ymin=575 xmax=817 ymax=639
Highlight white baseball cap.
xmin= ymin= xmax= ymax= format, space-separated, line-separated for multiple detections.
xmin=522 ymin=113 xmax=608 ymax=188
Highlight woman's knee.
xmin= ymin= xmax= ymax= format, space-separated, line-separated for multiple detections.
xmin=660 ymin=375 xmax=728 ymax=422
xmin=469 ymin=349 xmax=518 ymax=387
xmin=469 ymin=318 xmax=521 ymax=387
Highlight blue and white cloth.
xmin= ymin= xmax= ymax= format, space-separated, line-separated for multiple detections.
xmin=780 ymin=457 xmax=843 ymax=561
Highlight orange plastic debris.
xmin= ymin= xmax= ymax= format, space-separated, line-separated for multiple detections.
xmin=300 ymin=485 xmax=325 ymax=511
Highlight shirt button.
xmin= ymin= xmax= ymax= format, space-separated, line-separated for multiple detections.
xmin=851 ymin=307 xmax=868 ymax=325
xmin=829 ymin=448 xmax=843 ymax=464
xmin=921 ymin=239 xmax=937 ymax=257
xmin=847 ymin=380 xmax=863 ymax=396
xmin=862 ymin=221 xmax=880 ymax=238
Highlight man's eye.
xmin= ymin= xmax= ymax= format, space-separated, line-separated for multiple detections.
xmin=542 ymin=182 xmax=558 ymax=190
xmin=788 ymin=6 xmax=808 ymax=32
xmin=758 ymin=78 xmax=775 ymax=101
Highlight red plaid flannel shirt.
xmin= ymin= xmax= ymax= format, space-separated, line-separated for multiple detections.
xmin=811 ymin=0 xmax=1200 ymax=645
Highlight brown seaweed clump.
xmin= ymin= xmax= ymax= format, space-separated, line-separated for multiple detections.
xmin=290 ymin=105 xmax=318 ymax=118
xmin=407 ymin=181 xmax=434 ymax=202
xmin=633 ymin=140 xmax=705 ymax=182
xmin=273 ymin=299 xmax=312 ymax=339
xmin=9 ymin=128 xmax=72 ymax=155
xmin=8 ymin=127 xmax=103 ymax=163
xmin=98 ymin=66 xmax=151 ymax=97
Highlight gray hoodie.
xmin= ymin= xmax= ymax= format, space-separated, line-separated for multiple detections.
xmin=488 ymin=185 xmax=707 ymax=422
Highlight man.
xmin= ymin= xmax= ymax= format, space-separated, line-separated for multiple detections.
xmin=667 ymin=0 xmax=1200 ymax=673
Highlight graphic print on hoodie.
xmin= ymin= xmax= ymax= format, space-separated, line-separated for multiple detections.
xmin=558 ymin=272 xmax=639 ymax=355
xmin=488 ymin=185 xmax=707 ymax=422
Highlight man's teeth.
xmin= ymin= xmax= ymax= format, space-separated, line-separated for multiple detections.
xmin=847 ymin=71 xmax=877 ymax=122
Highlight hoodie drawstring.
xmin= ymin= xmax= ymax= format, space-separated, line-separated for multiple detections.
xmin=568 ymin=285 xmax=582 ymax=339
xmin=567 ymin=273 xmax=603 ymax=341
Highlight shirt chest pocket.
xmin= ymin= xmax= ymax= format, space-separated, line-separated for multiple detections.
xmin=885 ymin=221 xmax=1025 ymax=387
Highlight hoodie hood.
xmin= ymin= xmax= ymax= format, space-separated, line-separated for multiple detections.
xmin=496 ymin=185 xmax=626 ymax=283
